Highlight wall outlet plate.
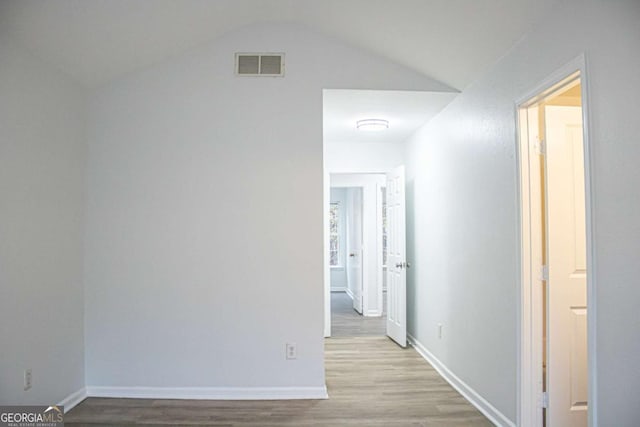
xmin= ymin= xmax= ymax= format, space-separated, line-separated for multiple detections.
xmin=286 ymin=343 xmax=297 ymax=360
xmin=24 ymin=369 xmax=32 ymax=391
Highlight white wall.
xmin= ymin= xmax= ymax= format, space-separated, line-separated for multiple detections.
xmin=85 ymin=22 xmax=447 ymax=393
xmin=0 ymin=40 xmax=86 ymax=405
xmin=325 ymin=141 xmax=405 ymax=174
xmin=329 ymin=188 xmax=347 ymax=291
xmin=404 ymin=0 xmax=640 ymax=425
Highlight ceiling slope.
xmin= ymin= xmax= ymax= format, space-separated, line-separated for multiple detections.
xmin=0 ymin=0 xmax=560 ymax=89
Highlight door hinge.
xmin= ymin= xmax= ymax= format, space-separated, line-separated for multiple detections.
xmin=536 ymin=138 xmax=546 ymax=155
xmin=540 ymin=265 xmax=549 ymax=281
xmin=541 ymin=391 xmax=549 ymax=409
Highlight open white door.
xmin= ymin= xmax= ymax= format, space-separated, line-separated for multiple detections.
xmin=545 ymin=105 xmax=588 ymax=427
xmin=386 ymin=165 xmax=407 ymax=347
xmin=346 ymin=188 xmax=363 ymax=314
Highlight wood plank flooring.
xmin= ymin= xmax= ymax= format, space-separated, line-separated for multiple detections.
xmin=66 ymin=336 xmax=492 ymax=426
xmin=331 ymin=291 xmax=386 ymax=337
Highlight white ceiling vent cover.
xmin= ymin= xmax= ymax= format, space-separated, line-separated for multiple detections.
xmin=235 ymin=53 xmax=285 ymax=76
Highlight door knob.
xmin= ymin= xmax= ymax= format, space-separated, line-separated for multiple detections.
xmin=349 ymin=253 xmax=356 ymax=257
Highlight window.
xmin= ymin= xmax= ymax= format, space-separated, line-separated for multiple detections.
xmin=329 ymin=202 xmax=340 ymax=266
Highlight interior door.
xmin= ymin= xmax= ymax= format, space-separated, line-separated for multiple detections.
xmin=386 ymin=165 xmax=407 ymax=347
xmin=545 ymin=105 xmax=587 ymax=427
xmin=347 ymin=188 xmax=363 ymax=314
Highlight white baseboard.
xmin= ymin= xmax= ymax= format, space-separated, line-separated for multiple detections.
xmin=331 ymin=287 xmax=347 ymax=292
xmin=345 ymin=288 xmax=354 ymax=300
xmin=85 ymin=385 xmax=328 ymax=400
xmin=58 ymin=387 xmax=87 ymax=413
xmin=364 ymin=310 xmax=382 ymax=317
xmin=407 ymin=334 xmax=515 ymax=427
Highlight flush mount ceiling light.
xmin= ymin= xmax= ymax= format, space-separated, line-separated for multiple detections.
xmin=356 ymin=119 xmax=389 ymax=131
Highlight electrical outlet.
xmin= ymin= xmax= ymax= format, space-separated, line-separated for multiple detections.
xmin=286 ymin=343 xmax=297 ymax=360
xmin=24 ymin=369 xmax=32 ymax=391
xmin=438 ymin=324 xmax=443 ymax=339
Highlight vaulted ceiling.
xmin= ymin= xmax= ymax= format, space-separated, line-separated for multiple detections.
xmin=0 ymin=0 xmax=560 ymax=89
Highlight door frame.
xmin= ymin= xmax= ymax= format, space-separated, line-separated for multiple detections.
xmin=515 ymin=54 xmax=597 ymax=427
xmin=324 ymin=172 xmax=386 ymax=337
xmin=345 ymin=185 xmax=364 ymax=313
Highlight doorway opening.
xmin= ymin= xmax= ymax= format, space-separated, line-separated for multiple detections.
xmin=322 ymin=88 xmax=454 ymax=346
xmin=323 ymin=168 xmax=408 ymax=347
xmin=329 ymin=175 xmax=386 ymax=338
xmin=517 ymin=59 xmax=595 ymax=427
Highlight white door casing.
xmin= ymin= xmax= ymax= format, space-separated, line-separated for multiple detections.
xmin=545 ymin=105 xmax=588 ymax=427
xmin=386 ymin=165 xmax=407 ymax=347
xmin=347 ymin=187 xmax=363 ymax=314
xmin=518 ymin=103 xmax=546 ymax=427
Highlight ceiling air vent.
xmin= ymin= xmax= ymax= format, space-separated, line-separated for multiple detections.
xmin=235 ymin=53 xmax=285 ymax=77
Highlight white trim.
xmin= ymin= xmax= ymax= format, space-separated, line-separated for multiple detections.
xmin=345 ymin=287 xmax=355 ymax=300
xmin=516 ymin=88 xmax=545 ymax=427
xmin=323 ymin=167 xmax=331 ymax=338
xmin=330 ymin=287 xmax=348 ymax=292
xmin=58 ymin=387 xmax=87 ymax=413
xmin=408 ymin=335 xmax=515 ymax=427
xmin=515 ymin=54 xmax=597 ymax=427
xmin=375 ymin=182 xmax=384 ymax=318
xmin=85 ymin=386 xmax=328 ymax=400
xmin=582 ymin=55 xmax=598 ymax=427
xmin=364 ymin=309 xmax=382 ymax=317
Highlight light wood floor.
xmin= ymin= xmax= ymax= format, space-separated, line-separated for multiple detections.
xmin=66 ymin=336 xmax=491 ymax=426
xmin=331 ymin=291 xmax=386 ymax=337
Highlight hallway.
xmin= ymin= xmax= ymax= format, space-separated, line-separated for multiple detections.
xmin=331 ymin=291 xmax=386 ymax=337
